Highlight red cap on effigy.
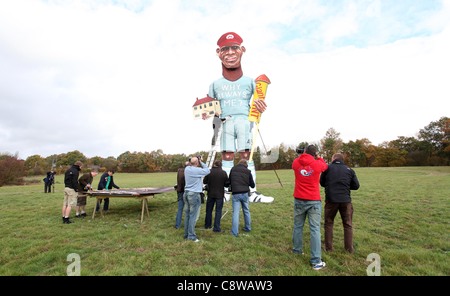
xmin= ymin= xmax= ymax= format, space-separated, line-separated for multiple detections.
xmin=217 ymin=32 xmax=243 ymax=47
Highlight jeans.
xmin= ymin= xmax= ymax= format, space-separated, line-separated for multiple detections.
xmin=324 ymin=201 xmax=354 ymax=253
xmin=205 ymin=196 xmax=224 ymax=232
xmin=175 ymin=192 xmax=185 ymax=229
xmin=292 ymin=199 xmax=322 ymax=264
xmin=231 ymin=193 xmax=251 ymax=237
xmin=96 ymin=198 xmax=109 ymax=211
xmin=183 ymin=191 xmax=201 ymax=241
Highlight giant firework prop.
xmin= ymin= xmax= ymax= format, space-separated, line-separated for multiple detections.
xmin=248 ymin=74 xmax=271 ymax=161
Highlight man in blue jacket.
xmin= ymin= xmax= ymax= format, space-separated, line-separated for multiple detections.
xmin=183 ymin=156 xmax=210 ymax=242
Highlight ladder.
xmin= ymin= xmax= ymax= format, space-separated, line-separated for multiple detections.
xmin=206 ymin=150 xmax=217 ymax=169
xmin=206 ymin=116 xmax=231 ymax=168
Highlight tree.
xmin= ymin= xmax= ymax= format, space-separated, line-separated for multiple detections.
xmin=89 ymin=156 xmax=104 ymax=166
xmin=341 ymin=140 xmax=365 ymax=167
xmin=118 ymin=151 xmax=143 ymax=173
xmin=296 ymin=141 xmax=309 ymax=153
xmin=58 ymin=150 xmax=87 ymax=167
xmin=389 ymin=136 xmax=426 ymax=166
xmin=360 ymin=139 xmax=377 ymax=167
xmin=102 ymin=156 xmax=119 ymax=171
xmin=0 ymin=153 xmax=25 ymax=186
xmin=24 ymin=155 xmax=47 ymax=176
xmin=443 ymin=118 xmax=450 ymax=165
xmin=320 ymin=128 xmax=343 ymax=163
xmin=390 ymin=136 xmax=420 ymax=152
xmin=373 ymin=142 xmax=407 ymax=167
xmin=418 ymin=117 xmax=448 ymax=155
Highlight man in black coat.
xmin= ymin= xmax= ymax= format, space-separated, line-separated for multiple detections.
xmin=320 ymin=153 xmax=360 ymax=253
xmin=96 ymin=169 xmax=120 ymax=212
xmin=44 ymin=170 xmax=56 ymax=193
xmin=229 ymin=159 xmax=255 ymax=237
xmin=203 ymin=160 xmax=230 ymax=232
xmin=174 ymin=161 xmax=189 ymax=229
xmin=62 ymin=161 xmax=83 ymax=224
xmin=76 ymin=169 xmax=99 ymax=218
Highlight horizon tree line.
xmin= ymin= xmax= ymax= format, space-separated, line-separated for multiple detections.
xmin=0 ymin=117 xmax=448 ymax=186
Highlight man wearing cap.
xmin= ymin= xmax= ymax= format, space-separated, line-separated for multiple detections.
xmin=208 ymin=32 xmax=270 ymax=203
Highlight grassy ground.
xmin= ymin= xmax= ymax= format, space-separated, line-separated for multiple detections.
xmin=0 ymin=167 xmax=448 ymax=276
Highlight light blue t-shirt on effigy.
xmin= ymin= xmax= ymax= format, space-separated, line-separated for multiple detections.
xmin=208 ymin=76 xmax=255 ymax=118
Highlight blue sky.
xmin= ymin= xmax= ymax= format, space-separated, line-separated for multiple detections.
xmin=0 ymin=0 xmax=449 ymax=159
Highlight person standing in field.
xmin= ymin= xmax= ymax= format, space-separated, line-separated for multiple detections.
xmin=229 ymin=159 xmax=255 ymax=237
xmin=320 ymin=153 xmax=360 ymax=253
xmin=292 ymin=145 xmax=328 ymax=270
xmin=76 ymin=168 xmax=99 ymax=218
xmin=175 ymin=161 xmax=190 ymax=229
xmin=96 ymin=169 xmax=120 ymax=213
xmin=62 ymin=161 xmax=83 ymax=224
xmin=44 ymin=170 xmax=56 ymax=193
xmin=183 ymin=156 xmax=210 ymax=242
xmin=203 ymin=160 xmax=230 ymax=232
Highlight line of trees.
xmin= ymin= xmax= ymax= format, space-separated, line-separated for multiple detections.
xmin=1 ymin=117 xmax=448 ymax=186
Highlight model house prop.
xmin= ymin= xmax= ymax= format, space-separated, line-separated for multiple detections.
xmin=192 ymin=95 xmax=221 ymax=120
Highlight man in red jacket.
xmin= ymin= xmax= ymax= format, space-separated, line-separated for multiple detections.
xmin=292 ymin=145 xmax=328 ymax=270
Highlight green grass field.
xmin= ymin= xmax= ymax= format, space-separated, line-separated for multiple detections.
xmin=0 ymin=167 xmax=448 ymax=276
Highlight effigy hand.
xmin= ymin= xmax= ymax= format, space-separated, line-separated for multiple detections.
xmin=254 ymin=99 xmax=267 ymax=113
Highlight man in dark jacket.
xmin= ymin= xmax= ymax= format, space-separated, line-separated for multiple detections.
xmin=96 ymin=169 xmax=120 ymax=212
xmin=44 ymin=170 xmax=56 ymax=193
xmin=62 ymin=161 xmax=83 ymax=224
xmin=203 ymin=160 xmax=230 ymax=232
xmin=320 ymin=153 xmax=360 ymax=253
xmin=76 ymin=169 xmax=99 ymax=218
xmin=174 ymin=161 xmax=189 ymax=229
xmin=229 ymin=159 xmax=255 ymax=237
